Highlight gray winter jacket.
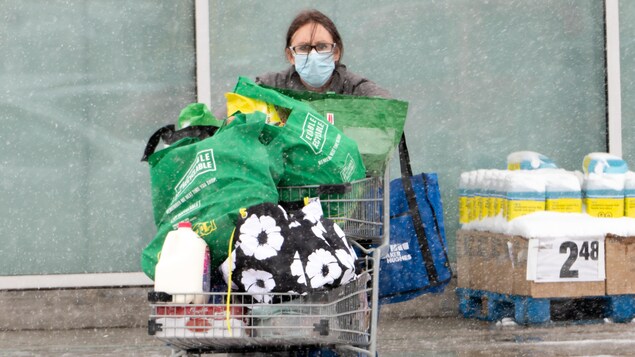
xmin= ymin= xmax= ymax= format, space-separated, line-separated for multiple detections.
xmin=255 ymin=64 xmax=391 ymax=99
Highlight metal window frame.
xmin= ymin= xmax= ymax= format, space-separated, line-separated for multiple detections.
xmin=0 ymin=272 xmax=153 ymax=290
xmin=606 ymin=0 xmax=622 ymax=156
xmin=195 ymin=0 xmax=211 ymax=108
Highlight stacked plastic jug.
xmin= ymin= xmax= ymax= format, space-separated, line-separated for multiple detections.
xmin=459 ymin=151 xmax=634 ymax=225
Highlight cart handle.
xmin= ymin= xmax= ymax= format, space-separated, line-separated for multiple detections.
xmin=315 ymin=182 xmax=352 ymax=195
xmin=278 ymin=183 xmax=352 ymax=211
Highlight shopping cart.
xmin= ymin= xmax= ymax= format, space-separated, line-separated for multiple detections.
xmin=148 ymin=172 xmax=390 ymax=356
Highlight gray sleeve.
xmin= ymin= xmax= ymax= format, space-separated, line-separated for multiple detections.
xmin=254 ymin=73 xmax=273 ymax=86
xmin=254 ymin=70 xmax=287 ymax=88
xmin=352 ymin=80 xmax=391 ymax=99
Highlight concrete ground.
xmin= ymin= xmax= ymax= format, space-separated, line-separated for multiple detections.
xmin=3 ymin=281 xmax=635 ymax=356
xmin=2 ymin=316 xmax=635 ymax=356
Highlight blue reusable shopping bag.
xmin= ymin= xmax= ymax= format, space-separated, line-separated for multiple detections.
xmin=378 ymin=135 xmax=452 ymax=305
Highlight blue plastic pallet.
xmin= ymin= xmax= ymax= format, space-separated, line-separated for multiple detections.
xmin=456 ymin=288 xmax=635 ymax=324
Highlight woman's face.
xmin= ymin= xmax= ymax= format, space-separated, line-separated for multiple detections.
xmin=286 ymin=23 xmax=341 ymax=64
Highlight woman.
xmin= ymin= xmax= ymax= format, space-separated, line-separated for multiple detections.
xmin=255 ymin=9 xmax=390 ymax=98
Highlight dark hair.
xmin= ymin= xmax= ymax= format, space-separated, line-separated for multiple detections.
xmin=285 ymin=9 xmax=343 ymax=60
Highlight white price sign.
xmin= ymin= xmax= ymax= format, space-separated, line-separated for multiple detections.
xmin=526 ymin=237 xmax=605 ymax=283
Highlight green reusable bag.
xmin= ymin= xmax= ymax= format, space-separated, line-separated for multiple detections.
xmin=140 ymin=112 xmax=282 ymax=280
xmin=267 ymin=87 xmax=409 ymax=176
xmin=232 ymin=76 xmax=367 ymax=187
xmin=177 ymin=102 xmax=223 ymax=129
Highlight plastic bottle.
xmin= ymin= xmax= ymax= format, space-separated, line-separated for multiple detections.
xmin=498 ymin=170 xmax=510 ymax=219
xmin=458 ymin=172 xmax=470 ymax=225
xmin=582 ymin=153 xmax=628 ymax=218
xmin=154 ymin=221 xmax=211 ymax=304
xmin=583 ymin=152 xmax=629 ymax=175
xmin=624 ymin=171 xmax=635 ymax=218
xmin=488 ymin=171 xmax=499 ymax=218
xmin=483 ymin=169 xmax=494 ymax=220
xmin=474 ymin=170 xmax=487 ymax=220
xmin=544 ymin=169 xmax=582 ymax=214
xmin=484 ymin=170 xmax=496 ymax=218
xmin=467 ymin=171 xmax=478 ymax=222
xmin=504 ymin=170 xmax=546 ymax=221
xmin=507 ymin=151 xmax=558 ymax=171
xmin=491 ymin=170 xmax=506 ymax=217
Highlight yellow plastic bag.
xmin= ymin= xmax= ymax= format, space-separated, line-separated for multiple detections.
xmin=225 ymin=92 xmax=284 ymax=126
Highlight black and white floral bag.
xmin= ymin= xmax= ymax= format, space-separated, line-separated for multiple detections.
xmin=220 ymin=200 xmax=358 ymax=303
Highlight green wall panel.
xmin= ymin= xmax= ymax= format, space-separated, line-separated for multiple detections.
xmin=0 ymin=1 xmax=196 ymax=275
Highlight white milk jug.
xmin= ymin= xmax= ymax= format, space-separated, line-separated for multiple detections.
xmin=154 ymin=221 xmax=210 ymax=304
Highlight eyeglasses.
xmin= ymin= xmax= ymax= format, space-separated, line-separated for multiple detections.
xmin=288 ymin=43 xmax=336 ymax=55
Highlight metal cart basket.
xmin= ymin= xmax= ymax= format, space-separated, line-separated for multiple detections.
xmin=148 ymin=172 xmax=390 ymax=356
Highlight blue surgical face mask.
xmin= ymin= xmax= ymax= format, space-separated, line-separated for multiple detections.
xmin=293 ymin=52 xmax=335 ymax=88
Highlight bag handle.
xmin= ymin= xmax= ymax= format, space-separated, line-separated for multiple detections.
xmin=422 ymin=173 xmax=453 ymax=275
xmin=398 ymin=134 xmax=451 ymax=284
xmin=141 ymin=125 xmax=219 ymax=162
xmin=141 ymin=125 xmax=174 ymax=162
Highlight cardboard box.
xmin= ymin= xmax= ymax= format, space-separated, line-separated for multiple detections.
xmin=605 ymin=234 xmax=635 ymax=295
xmin=456 ymin=230 xmax=512 ymax=293
xmin=456 ymin=230 xmax=605 ymax=298
xmin=455 ymin=230 xmax=471 ymax=289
